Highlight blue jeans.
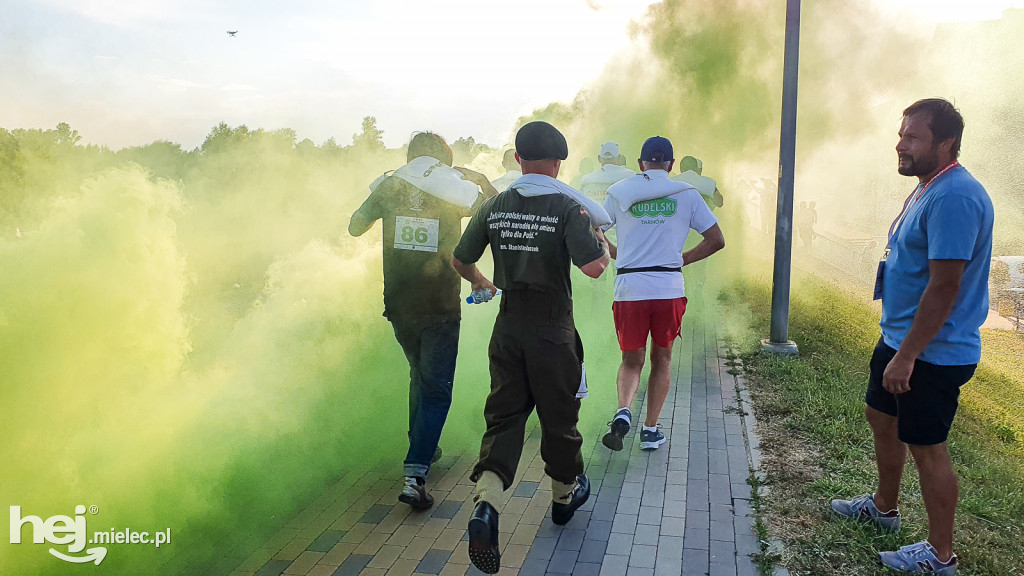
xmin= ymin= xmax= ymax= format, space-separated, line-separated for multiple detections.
xmin=390 ymin=315 xmax=460 ymax=479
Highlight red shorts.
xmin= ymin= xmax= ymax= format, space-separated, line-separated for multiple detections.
xmin=612 ymin=297 xmax=687 ymax=351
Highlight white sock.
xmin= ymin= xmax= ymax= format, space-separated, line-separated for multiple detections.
xmin=615 ymin=407 xmax=631 ymax=425
xmin=643 ymin=425 xmax=659 ymax=432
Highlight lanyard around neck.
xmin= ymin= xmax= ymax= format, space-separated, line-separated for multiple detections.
xmin=886 ymin=161 xmax=960 ymax=243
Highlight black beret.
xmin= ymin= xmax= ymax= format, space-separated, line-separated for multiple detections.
xmin=515 ymin=121 xmax=568 ymax=161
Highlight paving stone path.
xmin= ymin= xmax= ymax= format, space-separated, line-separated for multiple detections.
xmin=231 ymin=296 xmax=764 ymax=576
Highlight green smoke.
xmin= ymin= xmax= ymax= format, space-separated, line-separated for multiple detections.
xmin=531 ymin=0 xmax=1023 ymax=275
xmin=0 ymin=121 xmax=503 ymax=574
xmin=5 ymin=2 xmax=1024 ymax=574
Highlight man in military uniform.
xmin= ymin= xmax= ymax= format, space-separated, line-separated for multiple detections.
xmin=452 ymin=121 xmax=610 ymax=574
xmin=349 ymin=132 xmax=496 ymax=510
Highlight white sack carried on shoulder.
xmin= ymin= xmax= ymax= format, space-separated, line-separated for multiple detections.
xmin=580 ymin=164 xmax=636 ymax=188
xmin=672 ymin=170 xmax=717 ymax=198
xmin=511 ymin=173 xmax=612 ymax=228
xmin=369 ymin=156 xmax=479 ymax=209
xmin=491 ymin=170 xmax=522 ymax=193
xmin=368 ymin=171 xmax=392 ymax=192
xmin=607 ymin=173 xmax=696 ymax=211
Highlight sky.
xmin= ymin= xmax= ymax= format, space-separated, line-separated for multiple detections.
xmin=2 ymin=0 xmax=1022 ymax=150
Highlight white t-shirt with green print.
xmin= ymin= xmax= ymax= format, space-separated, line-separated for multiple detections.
xmin=602 ymin=170 xmax=718 ymax=302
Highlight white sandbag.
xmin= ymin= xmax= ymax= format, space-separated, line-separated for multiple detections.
xmin=510 ymin=173 xmax=612 ymax=228
xmin=370 ymin=156 xmax=480 ymax=209
xmin=672 ymin=170 xmax=717 ymax=198
xmin=368 ymin=171 xmax=392 ymax=192
xmin=491 ymin=170 xmax=522 ymax=192
xmin=580 ymin=164 xmax=636 ymax=192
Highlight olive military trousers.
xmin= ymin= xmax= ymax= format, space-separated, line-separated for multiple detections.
xmin=471 ymin=291 xmax=585 ymax=489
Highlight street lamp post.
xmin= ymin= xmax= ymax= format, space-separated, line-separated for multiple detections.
xmin=762 ymin=0 xmax=801 ymax=356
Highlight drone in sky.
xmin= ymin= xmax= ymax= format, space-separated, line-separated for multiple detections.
xmin=227 ymin=30 xmax=238 ymax=37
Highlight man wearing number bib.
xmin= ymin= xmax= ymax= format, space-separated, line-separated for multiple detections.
xmin=830 ymin=99 xmax=993 ymax=575
xmin=349 ymin=132 xmax=497 ymax=510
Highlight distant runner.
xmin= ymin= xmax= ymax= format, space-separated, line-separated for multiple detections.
xmin=579 ymin=141 xmax=636 ymax=204
xmin=490 ymin=149 xmax=522 ymax=192
xmin=672 ymin=155 xmax=724 ymax=210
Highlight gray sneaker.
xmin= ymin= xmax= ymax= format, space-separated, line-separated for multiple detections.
xmin=829 ymin=493 xmax=900 ymax=533
xmin=879 ymin=541 xmax=957 ymax=574
xmin=398 ymin=476 xmax=434 ymax=510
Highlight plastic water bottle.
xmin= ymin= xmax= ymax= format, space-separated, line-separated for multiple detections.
xmin=466 ymin=289 xmax=502 ymax=304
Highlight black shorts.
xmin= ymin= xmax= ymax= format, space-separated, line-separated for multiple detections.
xmin=865 ymin=338 xmax=976 ymax=446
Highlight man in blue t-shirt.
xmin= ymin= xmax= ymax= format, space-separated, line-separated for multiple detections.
xmin=831 ymin=99 xmax=994 ymax=575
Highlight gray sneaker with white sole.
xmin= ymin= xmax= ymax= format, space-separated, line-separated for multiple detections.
xmin=829 ymin=493 xmax=901 ymax=533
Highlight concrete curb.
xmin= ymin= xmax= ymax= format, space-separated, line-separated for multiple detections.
xmin=722 ymin=345 xmax=792 ymax=576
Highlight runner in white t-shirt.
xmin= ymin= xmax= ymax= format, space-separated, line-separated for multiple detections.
xmin=577 ymin=142 xmax=635 ymax=294
xmin=579 ymin=141 xmax=636 ymax=204
xmin=600 ymin=136 xmax=726 ymax=452
xmin=491 ymin=149 xmax=522 ymax=192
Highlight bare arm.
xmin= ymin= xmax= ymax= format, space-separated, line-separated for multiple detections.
xmin=451 ymin=256 xmax=498 ymax=294
xmin=882 ymin=259 xmax=965 ymax=394
xmin=682 ymin=223 xmax=725 ymax=266
xmin=348 ymin=208 xmax=375 ymax=237
xmin=579 ymin=230 xmax=611 ymax=279
xmin=455 ymin=167 xmax=500 ymax=198
xmin=600 ymin=228 xmax=618 ymax=260
xmin=579 ymin=253 xmax=610 ymax=279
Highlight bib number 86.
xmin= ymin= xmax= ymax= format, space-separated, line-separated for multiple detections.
xmin=394 ymin=216 xmax=438 ymax=252
xmin=401 ymin=226 xmax=429 ymax=244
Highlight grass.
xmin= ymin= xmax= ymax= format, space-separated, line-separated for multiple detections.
xmin=719 ymin=275 xmax=1024 ymax=575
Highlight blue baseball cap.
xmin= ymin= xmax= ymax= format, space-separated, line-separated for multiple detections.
xmin=640 ymin=136 xmax=673 ymax=162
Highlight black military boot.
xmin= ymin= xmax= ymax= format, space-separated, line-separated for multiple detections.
xmin=468 ymin=501 xmax=500 ymax=574
xmin=551 ymin=474 xmax=591 ymax=525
